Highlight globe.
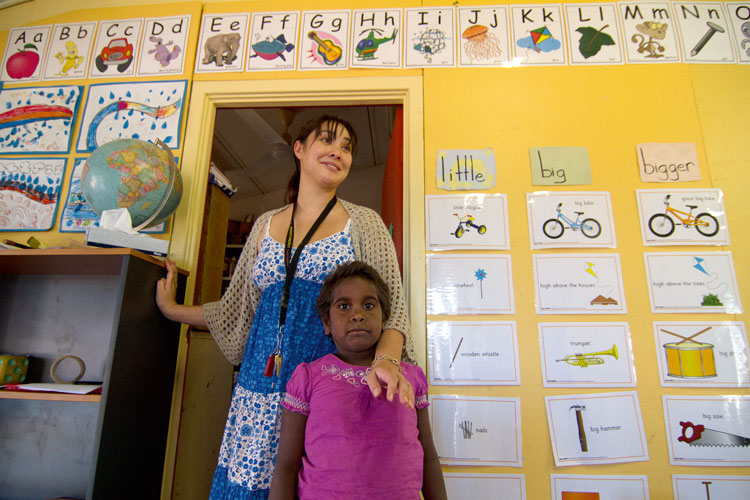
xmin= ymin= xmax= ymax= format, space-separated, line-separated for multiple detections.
xmin=80 ymin=138 xmax=183 ymax=229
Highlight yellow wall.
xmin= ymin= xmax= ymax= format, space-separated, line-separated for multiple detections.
xmin=2 ymin=1 xmax=748 ymax=499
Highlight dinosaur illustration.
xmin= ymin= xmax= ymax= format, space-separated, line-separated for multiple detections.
xmin=149 ymin=36 xmax=182 ymax=67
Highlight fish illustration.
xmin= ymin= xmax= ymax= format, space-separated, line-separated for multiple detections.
xmin=250 ymin=34 xmax=295 ymax=61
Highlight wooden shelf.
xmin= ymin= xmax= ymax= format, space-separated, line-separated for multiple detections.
xmin=0 ymin=389 xmax=101 ymax=403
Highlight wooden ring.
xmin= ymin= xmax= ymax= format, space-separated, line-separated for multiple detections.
xmin=50 ymin=355 xmax=86 ymax=384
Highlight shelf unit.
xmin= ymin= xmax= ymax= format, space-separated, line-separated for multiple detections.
xmin=0 ymin=248 xmax=186 ymax=500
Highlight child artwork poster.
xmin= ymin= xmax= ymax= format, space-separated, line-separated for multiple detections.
xmin=1 ymin=25 xmax=51 ymax=83
xmin=644 ymin=251 xmax=742 ymax=314
xmin=673 ymin=475 xmax=750 ymax=499
xmin=663 ymin=395 xmax=750 ymax=466
xmin=0 ymin=158 xmax=66 ymax=231
xmin=431 ymin=395 xmax=522 ymax=467
xmin=533 ymin=254 xmax=627 ymax=314
xmin=673 ymin=2 xmax=736 ymax=63
xmin=564 ymin=4 xmax=626 ymax=65
xmin=618 ymin=2 xmax=682 ymax=63
xmin=539 ymin=322 xmax=636 ymax=388
xmin=137 ymin=16 xmax=191 ymax=76
xmin=88 ymin=19 xmax=143 ymax=79
xmin=0 ymin=85 xmax=82 ymax=154
xmin=247 ymin=12 xmax=299 ymax=71
xmin=636 ymin=188 xmax=729 ymax=246
xmin=550 ymin=474 xmax=650 ymax=500
xmin=457 ymin=6 xmax=512 ymax=67
xmin=527 ymin=191 xmax=616 ymax=249
xmin=545 ymin=391 xmax=649 ymax=466
xmin=404 ymin=7 xmax=456 ymax=67
xmin=298 ymin=11 xmax=350 ymax=70
xmin=444 ymin=473 xmax=526 ymax=500
xmin=510 ymin=4 xmax=567 ymax=66
xmin=427 ymin=254 xmax=514 ymax=315
xmin=425 ymin=193 xmax=509 ymax=250
xmin=75 ymin=80 xmax=187 ymax=153
xmin=194 ymin=13 xmax=249 ymax=73
xmin=428 ymin=321 xmax=521 ymax=386
xmin=42 ymin=22 xmax=97 ymax=80
xmin=349 ymin=9 xmax=402 ymax=68
xmin=654 ymin=321 xmax=750 ymax=388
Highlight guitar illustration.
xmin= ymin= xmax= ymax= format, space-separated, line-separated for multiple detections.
xmin=307 ymin=31 xmax=342 ymax=65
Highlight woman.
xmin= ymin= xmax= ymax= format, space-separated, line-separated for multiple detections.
xmin=156 ymin=115 xmax=414 ymax=499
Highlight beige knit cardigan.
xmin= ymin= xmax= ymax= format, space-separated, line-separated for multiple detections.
xmin=203 ymin=199 xmax=413 ymax=366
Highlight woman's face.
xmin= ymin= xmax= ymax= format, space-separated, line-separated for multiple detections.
xmin=294 ymin=121 xmax=353 ymax=191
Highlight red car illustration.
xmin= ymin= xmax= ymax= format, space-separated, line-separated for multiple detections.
xmin=95 ymin=38 xmax=133 ymax=73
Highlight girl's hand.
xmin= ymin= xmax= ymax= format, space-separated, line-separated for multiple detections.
xmin=367 ymin=358 xmax=415 ymax=409
xmin=156 ymin=258 xmax=179 ymax=318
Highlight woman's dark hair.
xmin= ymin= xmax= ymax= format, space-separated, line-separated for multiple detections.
xmin=284 ymin=114 xmax=358 ymax=205
xmin=316 ymin=261 xmax=391 ymax=324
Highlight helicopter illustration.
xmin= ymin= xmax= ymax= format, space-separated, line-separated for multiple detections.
xmin=452 ymin=213 xmax=487 ymax=238
xmin=355 ymin=28 xmax=398 ymax=60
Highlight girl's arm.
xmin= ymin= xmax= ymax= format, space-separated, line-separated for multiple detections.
xmin=417 ymin=408 xmax=447 ymax=500
xmin=367 ymin=329 xmax=414 ymax=408
xmin=269 ymin=408 xmax=307 ymax=500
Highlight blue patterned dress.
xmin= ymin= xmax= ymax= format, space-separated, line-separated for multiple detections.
xmin=209 ymin=216 xmax=355 ymax=499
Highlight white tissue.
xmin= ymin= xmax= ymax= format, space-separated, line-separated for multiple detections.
xmin=100 ymin=208 xmax=139 ymax=235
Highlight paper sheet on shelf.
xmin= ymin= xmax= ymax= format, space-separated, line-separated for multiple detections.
xmin=2 ymin=383 xmax=102 ymax=394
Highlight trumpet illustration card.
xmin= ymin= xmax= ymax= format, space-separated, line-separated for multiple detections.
xmin=426 ymin=194 xmax=509 ymax=250
xmin=545 ymin=391 xmax=649 ymax=466
xmin=445 ymin=473 xmax=526 ymax=500
xmin=431 ymin=395 xmax=522 ymax=467
xmin=663 ymin=395 xmax=750 ymax=466
xmin=644 ymin=252 xmax=742 ymax=314
xmin=653 ymin=322 xmax=749 ymax=387
xmin=636 ymin=189 xmax=729 ymax=245
xmin=673 ymin=474 xmax=750 ymax=499
xmin=0 ymin=158 xmax=66 ymax=231
xmin=539 ymin=322 xmax=636 ymax=388
xmin=527 ymin=191 xmax=616 ymax=248
xmin=428 ymin=321 xmax=520 ymax=386
xmin=551 ymin=474 xmax=649 ymax=500
xmin=427 ymin=254 xmax=514 ymax=315
xmin=533 ymin=254 xmax=626 ymax=314
xmin=298 ymin=10 xmax=350 ymax=70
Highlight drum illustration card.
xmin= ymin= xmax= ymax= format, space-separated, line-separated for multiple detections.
xmin=653 ymin=322 xmax=749 ymax=387
xmin=663 ymin=395 xmax=750 ymax=467
xmin=427 ymin=254 xmax=514 ymax=315
xmin=636 ymin=189 xmax=729 ymax=246
xmin=550 ymin=474 xmax=649 ymax=500
xmin=445 ymin=473 xmax=526 ymax=500
xmin=426 ymin=194 xmax=509 ymax=250
xmin=431 ymin=395 xmax=522 ymax=467
xmin=533 ymin=254 xmax=626 ymax=314
xmin=545 ymin=391 xmax=649 ymax=466
xmin=672 ymin=474 xmax=750 ymax=499
xmin=644 ymin=252 xmax=742 ymax=314
xmin=428 ymin=321 xmax=520 ymax=386
xmin=539 ymin=322 xmax=636 ymax=388
xmin=527 ymin=191 xmax=616 ymax=249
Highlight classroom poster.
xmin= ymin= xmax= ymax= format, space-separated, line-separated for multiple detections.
xmin=457 ymin=6 xmax=512 ymax=67
xmin=1 ymin=25 xmax=51 ymax=83
xmin=527 ymin=191 xmax=616 ymax=248
xmin=551 ymin=474 xmax=650 ymax=500
xmin=88 ymin=19 xmax=143 ymax=78
xmin=445 ymin=473 xmax=526 ymax=500
xmin=349 ymin=9 xmax=402 ymax=68
xmin=510 ymin=4 xmax=567 ymax=65
xmin=246 ymin=12 xmax=299 ymax=72
xmin=194 ymin=13 xmax=249 ymax=73
xmin=137 ymin=16 xmax=191 ymax=76
xmin=42 ymin=22 xmax=97 ymax=80
xmin=618 ymin=2 xmax=682 ymax=63
xmin=564 ymin=4 xmax=626 ymax=65
xmin=672 ymin=2 xmax=737 ymax=63
xmin=404 ymin=7 xmax=456 ymax=67
xmin=425 ymin=194 xmax=509 ymax=250
xmin=0 ymin=158 xmax=66 ymax=231
xmin=298 ymin=11 xmax=350 ymax=70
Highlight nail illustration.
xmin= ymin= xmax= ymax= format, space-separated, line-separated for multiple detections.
xmin=690 ymin=22 xmax=725 ymax=57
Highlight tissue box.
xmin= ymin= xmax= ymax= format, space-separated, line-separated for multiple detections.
xmin=0 ymin=354 xmax=29 ymax=384
xmin=85 ymin=226 xmax=170 ymax=256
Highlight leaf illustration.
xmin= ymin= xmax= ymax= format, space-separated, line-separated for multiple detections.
xmin=576 ymin=25 xmax=615 ymax=59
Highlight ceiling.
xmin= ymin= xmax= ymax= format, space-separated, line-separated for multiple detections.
xmin=210 ymin=105 xmax=398 ymax=220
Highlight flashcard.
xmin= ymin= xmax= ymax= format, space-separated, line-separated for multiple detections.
xmin=673 ymin=2 xmax=736 ymax=63
xmin=457 ymin=6 xmax=512 ymax=67
xmin=426 ymin=194 xmax=509 ymax=250
xmin=137 ymin=16 xmax=191 ymax=76
xmin=510 ymin=4 xmax=567 ymax=66
xmin=88 ymin=19 xmax=143 ymax=78
xmin=428 ymin=321 xmax=520 ymax=386
xmin=42 ymin=22 xmax=97 ymax=80
xmin=445 ymin=473 xmax=526 ymax=500
xmin=636 ymin=189 xmax=729 ymax=246
xmin=636 ymin=142 xmax=701 ymax=182
xmin=527 ymin=191 xmax=616 ymax=249
xmin=431 ymin=395 xmax=522 ymax=467
xmin=0 ymin=158 xmax=66 ymax=231
xmin=427 ymin=254 xmax=514 ymax=315
xmin=1 ymin=25 xmax=51 ymax=83
xmin=533 ymin=254 xmax=626 ymax=314
xmin=618 ymin=2 xmax=682 ymax=63
xmin=539 ymin=322 xmax=636 ymax=388
xmin=404 ymin=7 xmax=456 ymax=67
xmin=551 ymin=474 xmax=650 ymax=500
xmin=299 ymin=11 xmax=350 ymax=70
xmin=564 ymin=4 xmax=625 ymax=65
xmin=246 ymin=12 xmax=299 ymax=72
xmin=663 ymin=395 xmax=750 ymax=466
xmin=435 ymin=148 xmax=497 ymax=191
xmin=726 ymin=2 xmax=750 ymax=64
xmin=644 ymin=252 xmax=742 ymax=313
xmin=350 ymin=9 xmax=402 ymax=68
xmin=194 ymin=13 xmax=249 ymax=73
xmin=673 ymin=474 xmax=750 ymax=499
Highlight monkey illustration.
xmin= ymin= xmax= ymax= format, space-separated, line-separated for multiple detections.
xmin=631 ymin=21 xmax=668 ymax=58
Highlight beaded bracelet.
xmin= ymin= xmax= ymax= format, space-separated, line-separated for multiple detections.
xmin=372 ymin=354 xmax=402 ymax=373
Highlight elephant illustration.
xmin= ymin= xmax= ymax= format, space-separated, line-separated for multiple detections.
xmin=202 ymin=32 xmax=241 ymax=66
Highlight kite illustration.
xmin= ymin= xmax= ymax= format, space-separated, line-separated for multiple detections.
xmin=576 ymin=25 xmax=616 ymax=59
xmin=693 ymin=257 xmax=708 ymax=275
xmin=517 ymin=26 xmax=561 ymax=53
xmin=585 ymin=262 xmax=597 ymax=278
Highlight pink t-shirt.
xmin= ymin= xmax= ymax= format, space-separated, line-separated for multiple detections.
xmin=282 ymin=354 xmax=429 ymax=500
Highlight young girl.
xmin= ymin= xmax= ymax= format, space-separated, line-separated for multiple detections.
xmin=269 ymin=261 xmax=446 ymax=500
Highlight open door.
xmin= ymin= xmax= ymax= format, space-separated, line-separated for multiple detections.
xmin=380 ymin=107 xmax=403 ymax=275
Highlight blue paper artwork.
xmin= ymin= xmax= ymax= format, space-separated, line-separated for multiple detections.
xmin=0 ymin=157 xmax=66 ymax=231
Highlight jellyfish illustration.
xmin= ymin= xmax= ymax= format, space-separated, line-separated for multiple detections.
xmin=462 ymin=25 xmax=503 ymax=61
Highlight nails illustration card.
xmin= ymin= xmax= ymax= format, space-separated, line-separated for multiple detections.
xmin=431 ymin=395 xmax=522 ymax=467
xmin=636 ymin=189 xmax=729 ymax=246
xmin=653 ymin=321 xmax=749 ymax=387
xmin=539 ymin=322 xmax=636 ymax=388
xmin=533 ymin=254 xmax=626 ymax=314
xmin=672 ymin=474 xmax=750 ymax=499
xmin=445 ymin=473 xmax=526 ymax=500
xmin=426 ymin=194 xmax=509 ymax=250
xmin=428 ymin=321 xmax=520 ymax=386
xmin=644 ymin=252 xmax=742 ymax=313
xmin=663 ymin=395 xmax=750 ymax=466
xmin=427 ymin=254 xmax=514 ymax=314
xmin=551 ymin=474 xmax=649 ymax=500
xmin=545 ymin=391 xmax=649 ymax=466
xmin=672 ymin=2 xmax=736 ymax=63
xmin=527 ymin=191 xmax=616 ymax=249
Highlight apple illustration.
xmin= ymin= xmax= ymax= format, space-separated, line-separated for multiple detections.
xmin=6 ymin=43 xmax=40 ymax=79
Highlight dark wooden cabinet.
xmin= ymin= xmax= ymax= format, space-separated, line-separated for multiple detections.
xmin=0 ymin=249 xmax=186 ymax=500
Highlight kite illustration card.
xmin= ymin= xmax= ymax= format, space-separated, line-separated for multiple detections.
xmin=510 ymin=4 xmax=567 ymax=65
xmin=426 ymin=194 xmax=509 ymax=250
xmin=527 ymin=191 xmax=616 ymax=248
xmin=0 ymin=158 xmax=66 ymax=231
xmin=445 ymin=473 xmax=526 ymax=500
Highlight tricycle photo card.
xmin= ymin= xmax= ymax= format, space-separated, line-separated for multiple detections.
xmin=426 ymin=193 xmax=509 ymax=250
